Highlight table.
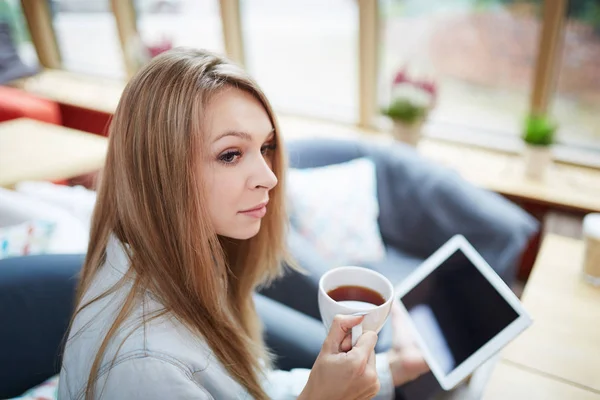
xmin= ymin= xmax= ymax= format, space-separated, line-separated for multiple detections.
xmin=483 ymin=234 xmax=600 ymax=399
xmin=0 ymin=118 xmax=108 ymax=187
xmin=484 ymin=361 xmax=600 ymax=400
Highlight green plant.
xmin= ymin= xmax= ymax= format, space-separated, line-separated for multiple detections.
xmin=381 ymin=69 xmax=437 ymax=125
xmin=381 ymin=99 xmax=427 ymax=125
xmin=522 ymin=114 xmax=557 ymax=146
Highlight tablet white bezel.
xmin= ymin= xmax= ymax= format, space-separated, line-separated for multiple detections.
xmin=394 ymin=234 xmax=532 ymax=390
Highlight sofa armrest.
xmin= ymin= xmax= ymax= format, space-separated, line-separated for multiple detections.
xmin=259 ymin=227 xmax=329 ymax=320
xmin=255 ymin=293 xmax=324 ymax=370
xmin=0 ymin=254 xmax=83 ymax=398
xmin=367 ymin=142 xmax=539 ymax=283
xmin=286 ymin=138 xmax=366 ymax=169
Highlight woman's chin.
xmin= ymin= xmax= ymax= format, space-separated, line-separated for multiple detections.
xmin=221 ymin=221 xmax=262 ymax=240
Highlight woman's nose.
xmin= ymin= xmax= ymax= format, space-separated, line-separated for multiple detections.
xmin=250 ymin=156 xmax=278 ymax=190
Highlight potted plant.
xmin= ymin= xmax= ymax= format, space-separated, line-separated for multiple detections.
xmin=522 ymin=114 xmax=556 ymax=180
xmin=127 ymin=34 xmax=174 ymax=73
xmin=382 ymin=69 xmax=437 ymax=146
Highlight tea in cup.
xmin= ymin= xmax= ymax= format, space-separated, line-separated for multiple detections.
xmin=318 ymin=266 xmax=394 ymax=346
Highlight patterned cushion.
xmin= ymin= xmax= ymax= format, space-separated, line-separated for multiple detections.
xmin=10 ymin=375 xmax=59 ymax=400
xmin=287 ymin=157 xmax=385 ymax=268
xmin=0 ymin=220 xmax=56 ymax=260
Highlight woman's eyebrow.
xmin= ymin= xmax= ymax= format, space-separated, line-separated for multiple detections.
xmin=213 ymin=130 xmax=252 ymax=143
xmin=213 ymin=128 xmax=275 ymax=143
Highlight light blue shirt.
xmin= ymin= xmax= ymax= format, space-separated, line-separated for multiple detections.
xmin=58 ymin=236 xmax=394 ymax=399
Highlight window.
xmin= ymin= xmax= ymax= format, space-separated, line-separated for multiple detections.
xmin=553 ymin=0 xmax=600 ymax=149
xmin=51 ymin=0 xmax=125 ymax=78
xmin=241 ymin=0 xmax=358 ymax=122
xmin=379 ymin=0 xmax=542 ymax=136
xmin=135 ymin=0 xmax=224 ymax=56
xmin=1 ymin=0 xmax=39 ymax=68
xmin=14 ymin=0 xmax=600 ymax=163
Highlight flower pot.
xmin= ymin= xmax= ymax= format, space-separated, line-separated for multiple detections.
xmin=523 ymin=144 xmax=552 ymax=181
xmin=391 ymin=120 xmax=423 ymax=146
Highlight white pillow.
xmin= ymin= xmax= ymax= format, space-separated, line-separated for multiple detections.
xmin=0 ymin=188 xmax=89 ymax=254
xmin=287 ymin=158 xmax=386 ymax=268
xmin=15 ymin=181 xmax=97 ymax=232
xmin=0 ymin=220 xmax=57 ymax=259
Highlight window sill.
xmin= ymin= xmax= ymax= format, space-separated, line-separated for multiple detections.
xmin=280 ymin=115 xmax=600 ymax=213
xmin=9 ymin=69 xmax=600 ymax=213
xmin=422 ymin=120 xmax=600 ymax=170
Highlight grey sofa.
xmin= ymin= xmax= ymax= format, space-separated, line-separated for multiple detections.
xmin=0 ymin=254 xmax=331 ymax=399
xmin=0 ymin=138 xmax=538 ymax=400
xmin=260 ymin=137 xmax=539 ymax=398
xmin=263 ymin=138 xmax=538 ymax=318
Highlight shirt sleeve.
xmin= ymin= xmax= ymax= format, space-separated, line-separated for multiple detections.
xmin=97 ymin=356 xmax=214 ymax=399
xmin=263 ymin=353 xmax=395 ymax=400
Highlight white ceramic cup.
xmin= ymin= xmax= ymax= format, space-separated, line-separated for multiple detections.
xmin=318 ymin=266 xmax=394 ymax=346
xmin=583 ymin=213 xmax=600 ymax=286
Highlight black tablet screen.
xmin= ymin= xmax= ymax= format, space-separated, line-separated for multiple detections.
xmin=400 ymin=249 xmax=519 ymax=374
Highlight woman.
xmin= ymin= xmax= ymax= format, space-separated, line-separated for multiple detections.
xmin=58 ymin=48 xmax=428 ymax=400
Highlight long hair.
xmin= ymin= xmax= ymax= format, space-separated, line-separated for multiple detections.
xmin=72 ymin=48 xmax=288 ymax=400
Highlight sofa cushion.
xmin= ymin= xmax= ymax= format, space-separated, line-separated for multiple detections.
xmin=8 ymin=375 xmax=58 ymax=400
xmin=364 ymin=245 xmax=425 ymax=287
xmin=0 ymin=220 xmax=56 ymax=259
xmin=287 ymin=157 xmax=386 ymax=268
xmin=15 ymin=181 xmax=97 ymax=233
xmin=0 ymin=188 xmax=88 ymax=254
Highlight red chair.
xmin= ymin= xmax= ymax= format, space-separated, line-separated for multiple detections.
xmin=0 ymin=86 xmax=61 ymax=125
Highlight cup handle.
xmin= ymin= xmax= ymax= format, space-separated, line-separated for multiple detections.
xmin=351 ymin=311 xmax=368 ymax=346
xmin=351 ymin=323 xmax=362 ymax=347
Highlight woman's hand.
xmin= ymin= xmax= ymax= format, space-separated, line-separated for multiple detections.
xmin=299 ymin=315 xmax=380 ymax=400
xmin=387 ymin=300 xmax=430 ymax=386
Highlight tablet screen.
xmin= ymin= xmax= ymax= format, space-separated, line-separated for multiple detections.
xmin=400 ymin=248 xmax=519 ymax=375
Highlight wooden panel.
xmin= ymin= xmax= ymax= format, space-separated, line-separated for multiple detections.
xmin=20 ymin=0 xmax=61 ymax=68
xmin=484 ymin=361 xmax=600 ymax=400
xmin=110 ymin=0 xmax=139 ymax=78
xmin=357 ymin=0 xmax=379 ymax=129
xmin=219 ymin=0 xmax=245 ymax=66
xmin=502 ymin=235 xmax=600 ymax=392
xmin=530 ymin=0 xmax=567 ymax=114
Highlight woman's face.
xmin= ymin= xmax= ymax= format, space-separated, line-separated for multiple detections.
xmin=202 ymin=87 xmax=278 ymax=240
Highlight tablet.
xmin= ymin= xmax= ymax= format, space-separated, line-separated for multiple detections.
xmin=395 ymin=234 xmax=532 ymax=390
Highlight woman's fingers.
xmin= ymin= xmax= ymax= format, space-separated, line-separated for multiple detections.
xmin=325 ymin=314 xmax=365 ymax=354
xmin=339 ymin=332 xmax=353 ymax=353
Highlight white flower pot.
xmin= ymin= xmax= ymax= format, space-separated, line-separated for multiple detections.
xmin=523 ymin=144 xmax=552 ymax=181
xmin=391 ymin=121 xmax=423 ymax=146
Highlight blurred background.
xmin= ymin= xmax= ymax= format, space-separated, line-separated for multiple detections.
xmin=2 ymin=0 xmax=599 ymax=154
xmin=1 ymin=2 xmax=600 ymax=400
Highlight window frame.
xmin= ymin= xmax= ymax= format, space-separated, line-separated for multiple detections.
xmin=19 ymin=0 xmax=598 ymax=167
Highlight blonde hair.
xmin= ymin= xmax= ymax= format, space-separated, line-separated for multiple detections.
xmin=72 ymin=48 xmax=288 ymax=400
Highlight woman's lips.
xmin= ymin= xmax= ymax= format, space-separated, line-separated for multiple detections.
xmin=239 ymin=201 xmax=268 ymax=218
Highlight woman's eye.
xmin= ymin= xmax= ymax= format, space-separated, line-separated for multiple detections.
xmin=218 ymin=150 xmax=242 ymax=164
xmin=261 ymin=143 xmax=277 ymax=156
